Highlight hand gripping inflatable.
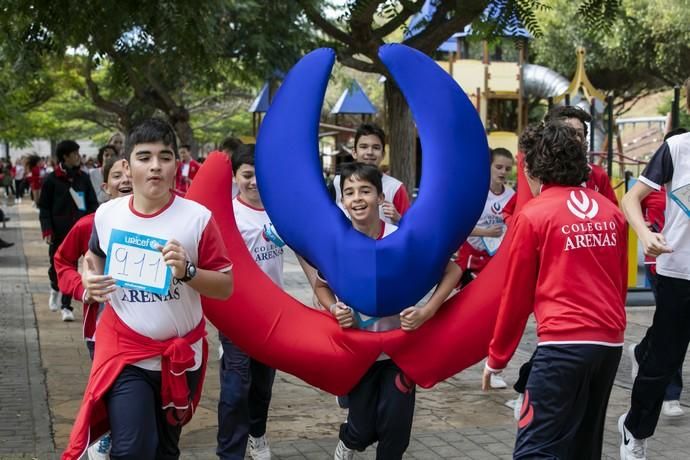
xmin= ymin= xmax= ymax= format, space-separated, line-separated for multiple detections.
xmin=254 ymin=45 xmax=489 ymax=317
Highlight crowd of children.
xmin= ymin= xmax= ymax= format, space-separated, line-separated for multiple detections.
xmin=29 ymin=79 xmax=688 ymax=460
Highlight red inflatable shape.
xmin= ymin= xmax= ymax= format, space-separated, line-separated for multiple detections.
xmin=188 ymin=153 xmax=528 ymax=394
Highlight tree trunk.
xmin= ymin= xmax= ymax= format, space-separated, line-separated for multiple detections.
xmin=384 ymin=79 xmax=416 ymax=195
xmin=168 ymin=108 xmax=198 ymax=158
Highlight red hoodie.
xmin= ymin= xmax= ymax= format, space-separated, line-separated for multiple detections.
xmin=54 ymin=213 xmax=99 ymax=340
xmin=175 ymin=159 xmax=201 ymax=195
xmin=487 ymin=185 xmax=627 ymax=371
xmin=62 ymin=307 xmax=207 ymax=459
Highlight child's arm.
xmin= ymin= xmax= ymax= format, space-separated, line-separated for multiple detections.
xmin=161 ymin=239 xmax=233 ymax=300
xmin=400 ymin=261 xmax=462 ymax=331
xmin=314 ymin=276 xmax=354 ymax=328
xmin=470 ymin=225 xmax=503 ymax=238
xmin=82 ymin=250 xmax=116 ymax=303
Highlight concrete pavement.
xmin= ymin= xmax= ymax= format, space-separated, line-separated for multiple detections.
xmin=1 ymin=198 xmax=690 ymax=459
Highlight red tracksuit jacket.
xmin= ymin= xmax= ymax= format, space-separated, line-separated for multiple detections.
xmin=54 ymin=213 xmax=99 ymax=340
xmin=488 ymin=185 xmax=627 ymax=371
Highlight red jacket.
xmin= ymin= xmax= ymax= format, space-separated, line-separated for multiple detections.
xmin=641 ymin=187 xmax=666 ymax=273
xmin=175 ymin=159 xmax=201 ymax=195
xmin=54 ymin=214 xmax=99 ymax=341
xmin=586 ymin=164 xmax=619 ymax=206
xmin=487 ymin=185 xmax=627 ymax=371
xmin=62 ymin=307 xmax=208 ymax=459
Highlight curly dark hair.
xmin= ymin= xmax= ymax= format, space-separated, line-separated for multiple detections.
xmin=544 ymin=105 xmax=591 ymax=137
xmin=520 ymin=122 xmax=590 ymax=186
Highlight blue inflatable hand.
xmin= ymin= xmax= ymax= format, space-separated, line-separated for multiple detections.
xmin=256 ymin=45 xmax=489 ymax=317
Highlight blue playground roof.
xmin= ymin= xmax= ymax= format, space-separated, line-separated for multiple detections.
xmin=248 ymin=82 xmax=270 ymax=113
xmin=330 ymin=80 xmax=377 ymax=115
xmin=405 ymin=0 xmax=531 ymax=52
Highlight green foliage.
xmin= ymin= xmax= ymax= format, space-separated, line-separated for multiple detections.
xmin=0 ymin=0 xmax=317 ymax=146
xmin=531 ymin=0 xmax=689 ymax=98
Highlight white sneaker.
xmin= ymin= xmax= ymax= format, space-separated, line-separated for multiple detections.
xmin=490 ymin=373 xmax=508 ymax=389
xmin=662 ymin=400 xmax=684 ymax=417
xmin=49 ymin=289 xmax=60 ymax=312
xmin=512 ymin=393 xmax=524 ymax=421
xmin=61 ymin=308 xmax=75 ymax=322
xmin=334 ymin=440 xmax=355 ymax=460
xmin=248 ymin=434 xmax=271 ymax=460
xmin=618 ymin=413 xmax=647 ymax=460
xmin=87 ymin=433 xmax=110 ymax=460
xmin=629 ymin=343 xmax=639 ymax=382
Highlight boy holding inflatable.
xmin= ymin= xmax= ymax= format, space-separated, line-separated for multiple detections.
xmin=216 ymin=144 xmax=285 ymax=460
xmin=316 ymin=162 xmax=461 ymax=460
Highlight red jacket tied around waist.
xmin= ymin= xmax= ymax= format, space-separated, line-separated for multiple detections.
xmin=62 ymin=306 xmax=208 ymax=460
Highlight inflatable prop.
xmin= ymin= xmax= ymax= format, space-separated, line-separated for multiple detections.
xmin=189 ymin=44 xmax=532 ymax=394
xmin=255 ymin=45 xmax=489 ymax=317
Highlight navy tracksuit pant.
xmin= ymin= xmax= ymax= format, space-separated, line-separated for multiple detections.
xmin=216 ymin=334 xmax=276 ymax=460
xmin=105 ymin=365 xmax=202 ymax=460
xmin=513 ymin=344 xmax=621 ymax=459
xmin=339 ymin=359 xmax=416 ymax=460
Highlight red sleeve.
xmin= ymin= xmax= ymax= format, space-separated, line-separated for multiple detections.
xmin=487 ymin=214 xmax=539 ymax=371
xmin=198 ymin=215 xmax=233 ymax=271
xmin=590 ymin=166 xmax=618 ymax=206
xmin=392 ymin=185 xmax=411 ymax=216
xmin=502 ymin=194 xmax=517 ymax=225
xmin=189 ymin=160 xmax=200 ymax=180
xmin=55 ymin=217 xmax=93 ymax=301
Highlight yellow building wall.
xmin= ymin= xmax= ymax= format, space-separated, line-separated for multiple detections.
xmin=487 ymin=62 xmax=520 ymax=93
xmin=487 ymin=131 xmax=518 ymax=154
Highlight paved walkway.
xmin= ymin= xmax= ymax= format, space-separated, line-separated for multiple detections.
xmin=1 ymin=198 xmax=690 ymax=459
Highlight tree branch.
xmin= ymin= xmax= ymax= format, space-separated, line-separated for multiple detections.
xmin=336 ymin=50 xmax=381 ymax=74
xmin=297 ymin=0 xmax=355 ymax=47
xmin=404 ymin=0 xmax=490 ymax=54
xmin=373 ymin=0 xmax=424 ymax=39
xmin=82 ymin=56 xmax=128 ymax=119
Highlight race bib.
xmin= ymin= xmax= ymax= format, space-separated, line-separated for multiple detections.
xmin=104 ymin=229 xmax=172 ymax=295
xmin=481 ymin=234 xmax=504 ymax=256
xmin=69 ymin=188 xmax=86 ymax=211
xmin=669 ymin=183 xmax=690 ymax=218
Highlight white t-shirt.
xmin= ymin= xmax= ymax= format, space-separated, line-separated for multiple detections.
xmin=233 ymin=196 xmax=284 ymax=287
xmin=639 ymin=132 xmax=690 ymax=279
xmin=467 ymin=186 xmax=515 ymax=252
xmin=333 ymin=173 xmax=407 ymax=225
xmin=181 ymin=162 xmax=191 ymax=178
xmin=91 ymin=194 xmax=233 ymax=370
xmin=89 ymin=167 xmax=109 ymax=204
xmin=14 ymin=164 xmax=25 ymax=180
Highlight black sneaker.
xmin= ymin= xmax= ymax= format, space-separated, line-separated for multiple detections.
xmin=0 ymin=239 xmax=14 ymax=249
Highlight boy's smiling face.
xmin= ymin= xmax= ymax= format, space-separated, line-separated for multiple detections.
xmin=235 ymin=163 xmax=262 ymax=206
xmin=129 ymin=142 xmax=176 ymax=200
xmin=102 ymin=159 xmax=132 ymax=199
xmin=352 ymin=134 xmax=384 ymax=167
xmin=341 ymin=175 xmax=384 ymax=226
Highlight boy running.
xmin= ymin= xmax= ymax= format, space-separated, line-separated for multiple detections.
xmin=217 ymin=144 xmax=283 ymax=460
xmin=483 ymin=123 xmax=627 ymax=459
xmin=62 ymin=118 xmax=233 ymax=460
xmin=318 ymin=162 xmax=461 ymax=460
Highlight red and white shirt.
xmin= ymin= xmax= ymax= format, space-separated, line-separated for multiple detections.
xmin=487 ymin=185 xmax=627 ymax=371
xmin=233 ymin=196 xmax=284 ymax=288
xmin=333 ymin=173 xmax=411 ymax=224
xmin=90 ymin=194 xmax=232 ymax=371
xmin=467 ymin=186 xmax=514 ymax=252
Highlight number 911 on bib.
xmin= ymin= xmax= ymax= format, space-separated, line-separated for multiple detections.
xmin=104 ymin=229 xmax=172 ymax=295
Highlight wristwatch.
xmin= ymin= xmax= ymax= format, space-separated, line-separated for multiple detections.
xmin=178 ymin=261 xmax=197 ymax=282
